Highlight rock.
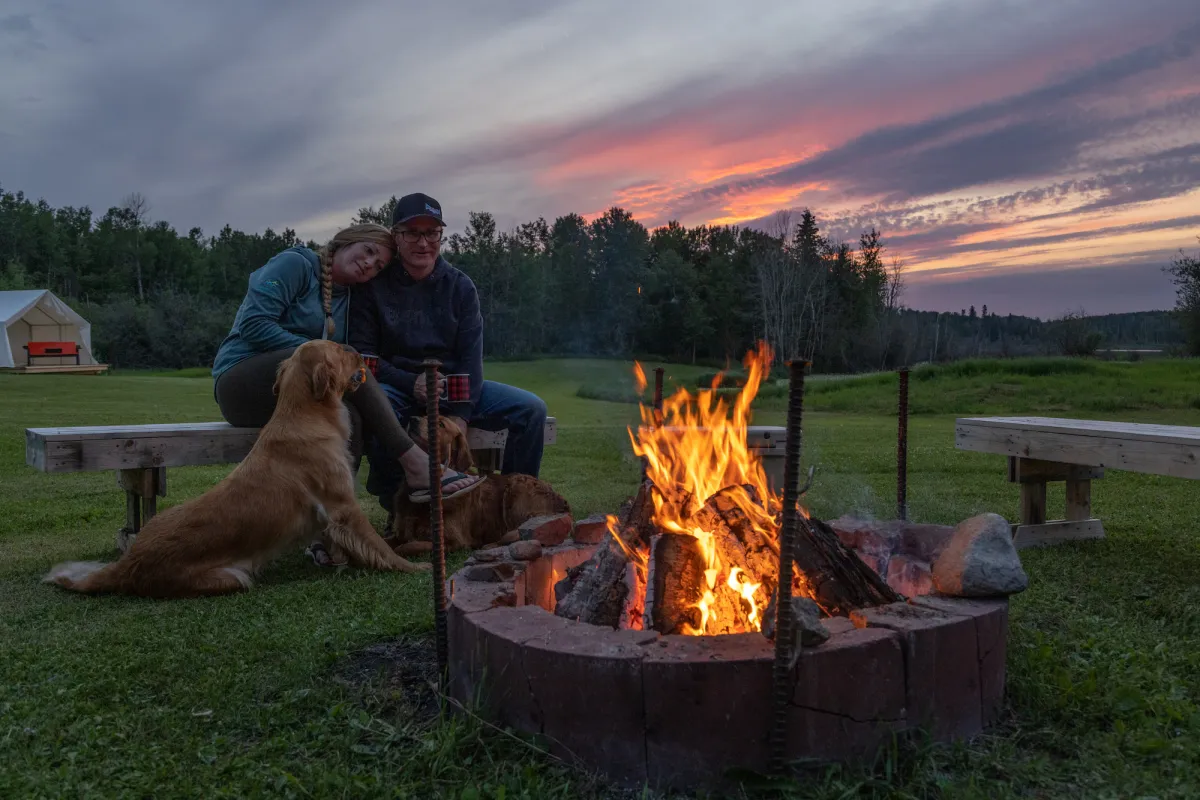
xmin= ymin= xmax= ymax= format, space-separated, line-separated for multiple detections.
xmin=886 ymin=555 xmax=933 ymax=598
xmin=761 ymin=594 xmax=830 ymax=648
xmin=793 ymin=597 xmax=831 ymax=647
xmin=471 ymin=548 xmax=506 ymax=562
xmin=518 ymin=514 xmax=573 ymax=546
xmin=932 ymin=513 xmax=1028 ymax=597
xmin=498 ymin=530 xmax=521 ymax=545
xmin=463 ymin=562 xmax=518 ymax=582
xmin=572 ymin=514 xmax=610 ymax=545
xmin=507 ymin=540 xmax=544 ymax=561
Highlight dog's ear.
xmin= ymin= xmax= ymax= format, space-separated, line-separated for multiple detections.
xmin=309 ymin=360 xmax=334 ymax=402
xmin=450 ymin=426 xmax=475 ymax=473
xmin=272 ymin=359 xmax=289 ymax=397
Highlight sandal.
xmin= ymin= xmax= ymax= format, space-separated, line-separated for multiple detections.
xmin=408 ymin=469 xmax=485 ymax=504
xmin=306 ymin=542 xmax=347 ymax=568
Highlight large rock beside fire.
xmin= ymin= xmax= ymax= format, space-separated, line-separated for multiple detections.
xmin=932 ymin=513 xmax=1028 ymax=597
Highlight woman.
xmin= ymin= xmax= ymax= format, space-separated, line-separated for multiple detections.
xmin=211 ymin=224 xmax=482 ymax=561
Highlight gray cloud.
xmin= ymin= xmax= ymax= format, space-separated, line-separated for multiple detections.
xmin=2 ymin=0 xmax=1199 ymax=318
xmin=0 ymin=13 xmax=35 ymax=33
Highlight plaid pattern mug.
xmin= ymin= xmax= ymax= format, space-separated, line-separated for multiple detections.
xmin=360 ymin=353 xmax=379 ymax=377
xmin=446 ymin=373 xmax=470 ymax=402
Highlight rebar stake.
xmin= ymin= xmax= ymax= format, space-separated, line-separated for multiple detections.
xmin=897 ymin=367 xmax=910 ymax=521
xmin=653 ymin=367 xmax=665 ymax=425
xmin=769 ymin=358 xmax=809 ymax=775
xmin=423 ymin=358 xmax=449 ymax=686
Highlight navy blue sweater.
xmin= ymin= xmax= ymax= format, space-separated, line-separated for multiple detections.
xmin=348 ymin=257 xmax=484 ymax=420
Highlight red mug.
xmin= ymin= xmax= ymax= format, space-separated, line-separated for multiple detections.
xmin=447 ymin=373 xmax=470 ymax=402
xmin=360 ymin=353 xmax=379 ymax=377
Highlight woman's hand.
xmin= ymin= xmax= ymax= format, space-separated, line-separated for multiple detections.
xmin=413 ymin=375 xmax=446 ymax=405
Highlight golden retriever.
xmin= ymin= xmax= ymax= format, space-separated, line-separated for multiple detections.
xmin=389 ymin=472 xmax=571 ymax=554
xmin=408 ymin=415 xmax=476 ymax=476
xmin=43 ymin=340 xmax=430 ymax=599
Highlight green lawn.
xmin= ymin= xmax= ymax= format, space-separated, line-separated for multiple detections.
xmin=2 ymin=359 xmax=1199 ymax=798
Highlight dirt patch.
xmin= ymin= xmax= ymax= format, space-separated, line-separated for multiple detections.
xmin=334 ymin=634 xmax=441 ymax=723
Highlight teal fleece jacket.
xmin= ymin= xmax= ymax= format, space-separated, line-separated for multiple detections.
xmin=211 ymin=247 xmax=349 ymax=378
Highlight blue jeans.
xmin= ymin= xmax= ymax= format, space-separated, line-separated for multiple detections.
xmin=365 ymin=380 xmax=548 ymax=510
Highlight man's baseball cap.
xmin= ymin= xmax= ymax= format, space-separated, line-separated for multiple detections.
xmin=391 ymin=192 xmax=446 ymax=227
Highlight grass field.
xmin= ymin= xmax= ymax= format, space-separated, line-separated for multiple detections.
xmin=2 ymin=357 xmax=1199 ymax=798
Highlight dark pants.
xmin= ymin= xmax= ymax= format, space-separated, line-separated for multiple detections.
xmin=366 ymin=380 xmax=548 ymax=511
xmin=213 ymin=347 xmax=416 ymax=472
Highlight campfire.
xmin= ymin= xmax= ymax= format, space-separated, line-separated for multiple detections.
xmin=554 ymin=341 xmax=899 ymax=636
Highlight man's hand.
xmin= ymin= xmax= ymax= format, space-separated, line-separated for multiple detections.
xmin=413 ymin=375 xmax=446 ymax=405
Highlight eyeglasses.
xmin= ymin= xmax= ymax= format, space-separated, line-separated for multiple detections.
xmin=397 ymin=229 xmax=443 ymax=244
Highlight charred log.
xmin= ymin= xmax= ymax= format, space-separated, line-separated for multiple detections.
xmin=554 ymin=539 xmax=643 ymax=628
xmin=790 ymin=515 xmax=901 ymax=616
xmin=621 ymin=479 xmax=660 ymax=551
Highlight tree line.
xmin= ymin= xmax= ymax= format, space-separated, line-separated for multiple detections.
xmin=0 ymin=183 xmax=1190 ymax=372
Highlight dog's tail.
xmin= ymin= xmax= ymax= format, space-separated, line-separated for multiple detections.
xmin=42 ymin=560 xmax=124 ymax=594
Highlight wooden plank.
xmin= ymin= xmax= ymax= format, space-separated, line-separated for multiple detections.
xmin=26 ymin=422 xmax=257 ymax=440
xmin=27 ymin=418 xmax=559 ymax=473
xmin=1007 ymin=456 xmax=1104 ymax=483
xmin=956 ymin=418 xmax=1200 ymax=480
xmin=1065 ymin=479 xmax=1091 ymax=521
xmin=0 ymin=363 xmax=110 ymax=375
xmin=467 ymin=428 xmax=508 ymax=449
xmin=1013 ymin=519 xmax=1105 ymax=549
xmin=959 ymin=416 xmax=1200 ymax=447
xmin=1019 ymin=482 xmax=1047 ymax=525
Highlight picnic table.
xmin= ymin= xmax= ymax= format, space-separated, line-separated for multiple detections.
xmin=955 ymin=416 xmax=1200 ymax=548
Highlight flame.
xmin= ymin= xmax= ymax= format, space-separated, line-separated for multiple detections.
xmin=623 ymin=340 xmax=805 ymax=635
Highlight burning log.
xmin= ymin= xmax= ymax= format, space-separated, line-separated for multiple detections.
xmin=788 ymin=515 xmax=901 ymax=617
xmin=698 ymin=483 xmax=900 ymax=618
xmin=554 ymin=481 xmax=653 ymax=628
xmin=644 ymin=533 xmax=706 ymax=634
xmin=622 ymin=479 xmax=660 ymax=551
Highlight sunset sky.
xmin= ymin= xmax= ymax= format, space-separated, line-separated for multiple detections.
xmin=2 ymin=0 xmax=1197 ymax=318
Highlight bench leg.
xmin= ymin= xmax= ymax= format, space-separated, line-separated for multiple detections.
xmin=1065 ymin=478 xmax=1090 ymax=521
xmin=116 ymin=468 xmax=167 ymax=553
xmin=1019 ymin=481 xmax=1047 ymax=526
xmin=1008 ymin=457 xmax=1105 ymax=549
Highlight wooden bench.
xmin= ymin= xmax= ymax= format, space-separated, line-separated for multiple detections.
xmin=955 ymin=416 xmax=1200 ymax=548
xmin=25 ymin=418 xmax=558 ymax=550
xmin=24 ymin=341 xmax=81 ymax=366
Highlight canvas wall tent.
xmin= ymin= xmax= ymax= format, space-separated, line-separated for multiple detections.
xmin=0 ymin=289 xmax=107 ymax=373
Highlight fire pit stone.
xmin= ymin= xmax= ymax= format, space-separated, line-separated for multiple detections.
xmin=570 ymin=514 xmax=610 ymax=544
xmin=518 ymin=513 xmax=573 ymax=546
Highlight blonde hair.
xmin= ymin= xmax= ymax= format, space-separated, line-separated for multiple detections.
xmin=317 ymin=223 xmax=394 ymax=338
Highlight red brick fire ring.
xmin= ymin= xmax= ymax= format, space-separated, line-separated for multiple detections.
xmin=446 ymin=540 xmax=1008 ymax=793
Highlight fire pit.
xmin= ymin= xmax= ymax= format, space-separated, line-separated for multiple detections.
xmin=444 ymin=346 xmax=1020 ymax=792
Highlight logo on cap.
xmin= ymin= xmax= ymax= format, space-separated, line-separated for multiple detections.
xmin=425 ymin=203 xmax=441 ymax=217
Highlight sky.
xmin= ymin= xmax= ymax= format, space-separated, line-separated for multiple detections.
xmin=1 ymin=0 xmax=1198 ymax=319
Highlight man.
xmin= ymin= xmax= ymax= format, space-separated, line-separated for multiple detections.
xmin=349 ymin=192 xmax=548 ymax=512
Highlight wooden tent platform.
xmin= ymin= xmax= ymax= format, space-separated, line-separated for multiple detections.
xmin=1 ymin=363 xmax=110 ymax=375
